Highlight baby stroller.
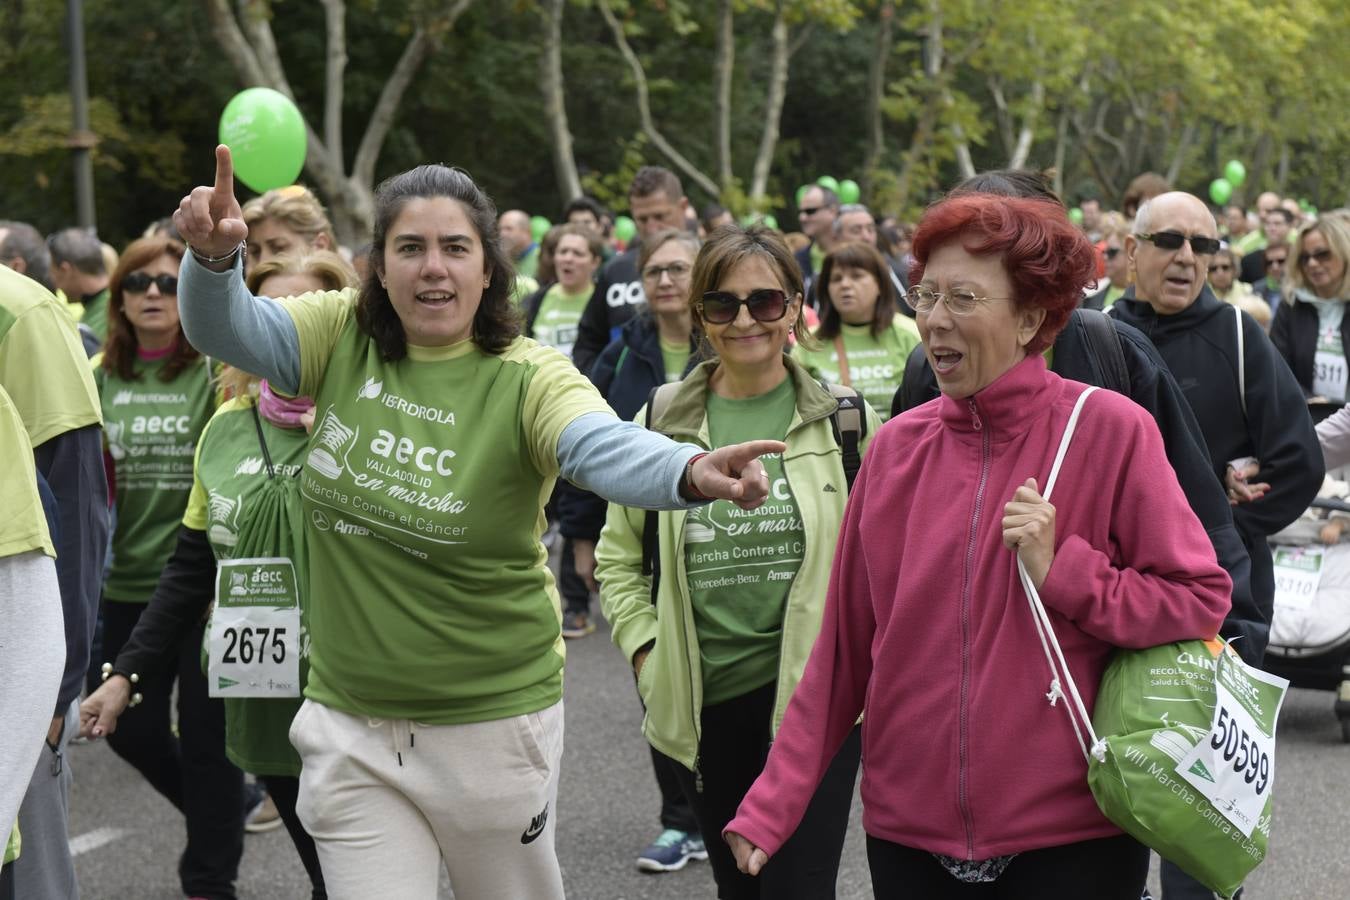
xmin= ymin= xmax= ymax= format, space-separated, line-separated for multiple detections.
xmin=1263 ymin=496 xmax=1350 ymax=742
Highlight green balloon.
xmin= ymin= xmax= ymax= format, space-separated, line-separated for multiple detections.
xmin=529 ymin=216 xmax=551 ymax=241
xmin=1223 ymin=160 xmax=1247 ymax=189
xmin=816 ymin=175 xmax=840 ymax=195
xmin=218 ymin=88 xmax=307 ymax=193
xmin=1209 ymin=178 xmax=1233 ymax=206
xmin=796 ymin=184 xmax=812 ymax=208
xmin=837 ymin=179 xmax=861 ymax=204
xmin=613 ymin=215 xmax=637 ymax=242
xmin=1068 ymin=207 xmax=1084 ymax=226
xmin=762 ymin=214 xmax=778 ymax=230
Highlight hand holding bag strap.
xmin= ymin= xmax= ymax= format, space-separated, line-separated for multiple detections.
xmin=1017 ymin=386 xmax=1106 ymax=763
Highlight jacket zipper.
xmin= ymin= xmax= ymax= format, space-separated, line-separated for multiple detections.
xmin=959 ymin=398 xmax=990 ymax=858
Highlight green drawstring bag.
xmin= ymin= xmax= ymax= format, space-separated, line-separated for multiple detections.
xmin=205 ymin=407 xmax=310 ymax=777
xmin=1087 ymin=639 xmax=1286 ymax=898
xmin=1019 ymin=387 xmax=1289 ymax=899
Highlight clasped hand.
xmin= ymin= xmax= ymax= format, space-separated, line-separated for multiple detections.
xmin=1002 ymin=477 xmax=1056 ymax=589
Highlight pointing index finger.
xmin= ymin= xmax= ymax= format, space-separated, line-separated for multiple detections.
xmin=728 ymin=440 xmax=787 ymax=464
xmin=214 ymin=144 xmax=235 ymax=197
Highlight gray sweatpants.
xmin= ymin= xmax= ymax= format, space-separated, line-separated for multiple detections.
xmin=290 ymin=698 xmax=565 ymax=900
xmin=10 ymin=699 xmax=79 ymax=900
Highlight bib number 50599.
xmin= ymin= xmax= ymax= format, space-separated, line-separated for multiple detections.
xmin=1210 ymin=705 xmax=1270 ymax=794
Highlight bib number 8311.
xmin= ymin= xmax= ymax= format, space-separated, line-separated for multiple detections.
xmin=1210 ymin=705 xmax=1270 ymax=795
xmin=221 ymin=626 xmax=287 ymax=665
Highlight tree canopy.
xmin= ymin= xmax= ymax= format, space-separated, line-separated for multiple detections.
xmin=2 ymin=0 xmax=1345 ymax=246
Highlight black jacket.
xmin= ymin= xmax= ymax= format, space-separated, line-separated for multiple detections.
xmin=557 ymin=315 xmax=701 ymax=543
xmin=892 ymin=308 xmax=1269 ymax=661
xmin=571 ymin=246 xmax=642 ymax=375
xmin=1269 ymin=292 xmax=1350 ymax=398
xmin=114 ymin=525 xmax=216 ymax=678
xmin=1111 ymin=286 xmax=1323 ymax=660
xmin=1240 ymin=248 xmax=1267 ymax=286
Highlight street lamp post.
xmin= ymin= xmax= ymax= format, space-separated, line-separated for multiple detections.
xmin=67 ymin=0 xmax=96 ymax=230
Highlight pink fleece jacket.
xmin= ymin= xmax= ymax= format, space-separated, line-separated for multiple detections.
xmin=725 ymin=354 xmax=1231 ymax=862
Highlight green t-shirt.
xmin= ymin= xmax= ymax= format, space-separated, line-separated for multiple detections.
xmin=532 ymin=282 xmax=594 ymax=357
xmin=1101 ymin=283 xmax=1126 ymax=309
xmin=97 ymin=354 xmax=214 ymax=602
xmin=182 ymin=394 xmax=312 ymax=775
xmin=78 ymin=289 xmax=110 ymax=343
xmin=279 ymin=290 xmax=612 ymax=724
xmin=0 ymin=384 xmax=53 ymax=559
xmin=685 ymin=376 xmax=802 ymax=705
xmin=0 ymin=265 xmax=101 ymax=446
xmin=793 ymin=319 xmax=921 ymax=422
xmin=660 ymin=335 xmax=690 ymax=383
xmin=517 ymin=244 xmax=540 ymax=279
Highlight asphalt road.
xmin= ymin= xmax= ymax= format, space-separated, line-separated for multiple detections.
xmin=68 ymin=607 xmax=1350 ymax=899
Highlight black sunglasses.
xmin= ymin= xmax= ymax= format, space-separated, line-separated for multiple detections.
xmin=1136 ymin=232 xmax=1221 ymax=256
xmin=1104 ymin=247 xmax=1121 ymax=260
xmin=1210 ymin=263 xmax=1233 ymax=272
xmin=122 ymin=272 xmax=178 ymax=295
xmin=1264 ymin=255 xmax=1287 ymax=267
xmin=798 ymin=206 xmax=823 ymax=217
xmin=1300 ymin=248 xmax=1334 ymax=267
xmin=699 ymin=289 xmax=789 ymax=325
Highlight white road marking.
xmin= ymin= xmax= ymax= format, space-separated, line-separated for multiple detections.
xmin=68 ymin=826 xmax=130 ymax=857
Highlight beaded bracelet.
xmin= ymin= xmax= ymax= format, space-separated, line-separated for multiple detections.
xmin=100 ymin=662 xmax=144 ymax=708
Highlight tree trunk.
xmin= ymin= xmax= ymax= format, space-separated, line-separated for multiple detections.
xmin=1276 ymin=142 xmax=1291 ymax=194
xmin=1051 ymin=105 xmax=1068 ymax=198
xmin=895 ymin=3 xmax=945 ymax=212
xmin=1007 ymin=80 xmax=1043 ymax=169
xmin=747 ymin=2 xmax=790 ymax=205
xmin=540 ymin=0 xmax=581 ymax=204
xmin=596 ymin=0 xmax=719 ymax=199
xmin=714 ymin=0 xmax=734 ymax=191
xmin=1164 ymin=121 xmax=1196 ymax=186
xmin=860 ymin=0 xmax=893 ymax=199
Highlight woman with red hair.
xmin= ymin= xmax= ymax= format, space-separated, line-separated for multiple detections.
xmin=722 ymin=194 xmax=1232 ymax=897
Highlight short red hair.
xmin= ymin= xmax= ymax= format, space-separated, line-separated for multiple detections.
xmin=909 ymin=195 xmax=1096 ymax=353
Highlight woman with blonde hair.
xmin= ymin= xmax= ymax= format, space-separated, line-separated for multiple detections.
xmin=1272 ymin=211 xmax=1350 ymax=401
xmin=84 ymin=250 xmax=359 ymax=899
xmin=243 ymin=186 xmax=338 ymax=268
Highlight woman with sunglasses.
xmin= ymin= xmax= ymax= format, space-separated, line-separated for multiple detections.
xmin=596 ymin=226 xmax=882 ymax=899
xmin=792 ymin=241 xmax=920 ymax=422
xmin=92 ymin=235 xmax=243 ymax=900
xmin=723 ymin=194 xmax=1230 ymax=899
xmin=1271 ymin=212 xmax=1350 ymax=403
xmin=81 ymin=251 xmax=360 ymax=900
xmin=1082 ymin=213 xmax=1130 ymax=310
xmin=557 ymin=227 xmax=708 ymax=870
xmin=1209 ymin=247 xmax=1270 ymax=329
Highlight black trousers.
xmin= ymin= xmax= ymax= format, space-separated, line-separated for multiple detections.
xmin=670 ymin=680 xmax=860 ymax=900
xmin=101 ymin=599 xmax=244 ymax=900
xmin=867 ymin=832 xmax=1149 ymax=899
xmin=258 ymin=775 xmax=327 ymax=899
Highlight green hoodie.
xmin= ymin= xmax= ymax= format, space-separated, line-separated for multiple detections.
xmin=595 ymin=355 xmax=880 ymax=770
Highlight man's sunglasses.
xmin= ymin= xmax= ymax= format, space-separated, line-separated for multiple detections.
xmin=699 ymin=289 xmax=789 ymax=325
xmin=122 ymin=272 xmax=178 ymax=295
xmin=1210 ymin=263 xmax=1233 ymax=272
xmin=1300 ymin=248 xmax=1334 ymax=268
xmin=1136 ymin=232 xmax=1221 ymax=256
xmin=1264 ymin=255 xmax=1287 ymax=267
xmin=1104 ymin=247 xmax=1121 ymax=260
xmin=798 ymin=206 xmax=823 ymax=217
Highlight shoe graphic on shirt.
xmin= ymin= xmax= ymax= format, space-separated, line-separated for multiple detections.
xmin=520 ymin=803 xmax=549 ymax=844
xmin=308 ymin=406 xmax=357 ymax=479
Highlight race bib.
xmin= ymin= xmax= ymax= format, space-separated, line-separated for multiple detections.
xmin=1272 ymin=545 xmax=1325 ymax=613
xmin=1175 ymin=650 xmax=1289 ymax=837
xmin=208 ymin=557 xmax=301 ymax=698
xmin=1313 ymin=349 xmax=1347 ymax=402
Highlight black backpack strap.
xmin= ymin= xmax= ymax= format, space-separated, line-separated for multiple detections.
xmin=820 ymin=380 xmax=865 ymax=491
xmin=1077 ymin=309 xmax=1130 ymax=396
xmin=641 ymin=382 xmax=682 ymax=604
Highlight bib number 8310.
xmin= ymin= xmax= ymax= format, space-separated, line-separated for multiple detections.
xmin=221 ymin=626 xmax=287 ymax=665
xmin=1210 ymin=705 xmax=1270 ymax=795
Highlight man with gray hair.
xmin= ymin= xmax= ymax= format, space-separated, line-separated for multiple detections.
xmin=48 ymin=228 xmax=111 ymax=349
xmin=794 ymin=184 xmax=839 ymax=284
xmin=1109 ymin=192 xmax=1322 ymax=898
xmin=825 ymin=203 xmax=909 ymax=310
xmin=0 ymin=222 xmax=53 ymax=291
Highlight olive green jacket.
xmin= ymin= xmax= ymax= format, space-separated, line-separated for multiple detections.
xmin=595 ymin=355 xmax=880 ymax=770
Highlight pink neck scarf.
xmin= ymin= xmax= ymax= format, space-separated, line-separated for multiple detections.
xmin=257 ymin=380 xmax=314 ymax=430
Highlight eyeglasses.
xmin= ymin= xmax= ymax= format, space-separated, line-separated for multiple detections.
xmin=699 ymin=289 xmax=789 ymax=325
xmin=1210 ymin=264 xmax=1233 ymax=272
xmin=122 ymin=272 xmax=178 ymax=295
xmin=905 ymin=287 xmax=1012 ymax=317
xmin=642 ymin=261 xmax=692 ymax=282
xmin=1300 ymin=248 xmax=1334 ymax=268
xmin=1135 ymin=232 xmax=1222 ymax=256
xmin=1104 ymin=247 xmax=1121 ymax=260
xmin=798 ymin=207 xmax=823 ymax=217
xmin=1264 ymin=256 xmax=1287 ymax=268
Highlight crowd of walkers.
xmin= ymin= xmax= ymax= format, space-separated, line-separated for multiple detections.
xmin=0 ymin=146 xmax=1344 ymax=900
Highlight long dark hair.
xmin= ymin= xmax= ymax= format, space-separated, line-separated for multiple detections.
xmin=815 ymin=241 xmax=898 ymax=340
xmin=356 ymin=165 xmax=521 ymax=360
xmin=103 ymin=237 xmax=199 ymax=382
